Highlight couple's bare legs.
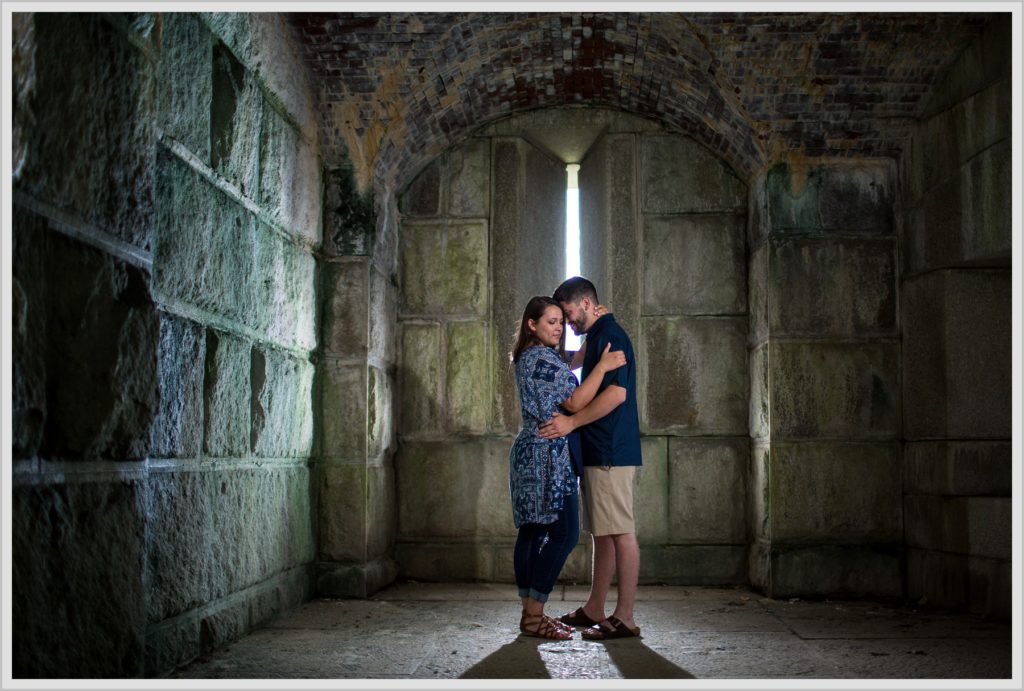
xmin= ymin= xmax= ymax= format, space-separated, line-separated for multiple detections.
xmin=579 ymin=532 xmax=640 ymax=629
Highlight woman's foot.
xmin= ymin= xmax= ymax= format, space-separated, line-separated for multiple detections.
xmin=519 ymin=612 xmax=573 ymax=640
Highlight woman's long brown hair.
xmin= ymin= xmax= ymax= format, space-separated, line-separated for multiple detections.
xmin=509 ymin=296 xmax=566 ymax=363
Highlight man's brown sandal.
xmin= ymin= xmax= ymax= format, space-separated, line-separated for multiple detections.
xmin=581 ymin=615 xmax=641 ymax=640
xmin=559 ymin=607 xmax=601 ymax=627
xmin=520 ymin=612 xmax=573 ymax=640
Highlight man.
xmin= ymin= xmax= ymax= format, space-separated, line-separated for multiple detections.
xmin=538 ymin=276 xmax=642 ymax=640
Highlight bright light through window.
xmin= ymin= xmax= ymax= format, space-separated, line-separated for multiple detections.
xmin=565 ymin=164 xmax=582 ymax=355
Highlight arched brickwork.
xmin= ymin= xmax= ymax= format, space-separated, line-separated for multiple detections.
xmin=286 ymin=11 xmax=993 ymax=190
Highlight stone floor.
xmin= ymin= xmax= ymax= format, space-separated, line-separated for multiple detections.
xmin=172 ymin=582 xmax=1015 ymax=685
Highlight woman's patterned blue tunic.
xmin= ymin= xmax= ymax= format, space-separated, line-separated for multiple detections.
xmin=510 ymin=345 xmax=579 ymax=528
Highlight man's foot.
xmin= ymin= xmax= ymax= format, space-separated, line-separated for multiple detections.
xmin=558 ymin=606 xmax=602 ymax=627
xmin=581 ymin=615 xmax=641 ymax=640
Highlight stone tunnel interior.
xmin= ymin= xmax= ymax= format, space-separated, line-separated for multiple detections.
xmin=6 ymin=9 xmax=1016 ymax=678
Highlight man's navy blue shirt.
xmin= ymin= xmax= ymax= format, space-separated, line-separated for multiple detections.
xmin=579 ymin=314 xmax=642 ymax=467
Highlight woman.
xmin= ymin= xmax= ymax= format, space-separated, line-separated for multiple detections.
xmin=508 ymin=296 xmax=625 ymax=640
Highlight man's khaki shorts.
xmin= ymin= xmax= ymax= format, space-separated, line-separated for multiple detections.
xmin=580 ymin=466 xmax=636 ymax=536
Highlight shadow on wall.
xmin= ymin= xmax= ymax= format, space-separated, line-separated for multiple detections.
xmin=460 ymin=637 xmax=694 ymax=679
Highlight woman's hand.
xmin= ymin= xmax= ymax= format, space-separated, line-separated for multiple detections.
xmin=593 ymin=303 xmax=609 ymax=317
xmin=596 ymin=342 xmax=627 ymax=373
xmin=538 ymin=412 xmax=575 ymax=439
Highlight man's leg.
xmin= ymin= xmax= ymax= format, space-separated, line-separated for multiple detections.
xmin=582 ymin=533 xmax=616 ymax=620
xmin=609 ymin=531 xmax=640 ymax=629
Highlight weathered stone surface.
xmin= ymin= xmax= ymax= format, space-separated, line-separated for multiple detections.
xmin=640 ymin=316 xmax=748 ymax=435
xmin=749 ymin=445 xmax=770 ymax=543
xmin=251 ymin=567 xmax=311 ymax=625
xmin=399 ymin=156 xmax=442 ymax=217
xmin=13 ymin=13 xmax=155 ymax=251
xmin=902 ymin=270 xmax=1011 ymax=439
xmin=907 ymin=549 xmax=1011 ymax=619
xmin=320 ymin=464 xmax=394 ymax=563
xmin=521 ymin=143 xmax=567 ymax=301
xmin=368 ymin=265 xmax=398 ymax=364
xmin=323 ymin=164 xmax=376 ymax=257
xmin=603 ymin=135 xmax=640 ymax=339
xmin=367 ymin=366 xmax=395 ymax=460
xmin=321 ymin=361 xmax=367 ymax=460
xmin=260 ymin=102 xmax=322 ymax=245
xmin=145 ymin=614 xmax=199 ymax=678
xmin=668 ymin=438 xmax=748 ymax=544
xmin=146 ymin=470 xmax=216 ymax=622
xmin=13 ymin=213 xmax=159 ymax=461
xmin=203 ymin=329 xmax=250 ymax=457
xmin=399 ymin=221 xmax=488 ymax=317
xmin=906 ymin=140 xmax=1011 ymax=274
xmin=635 ymin=436 xmax=668 ymax=545
xmin=766 ymin=236 xmax=896 ymax=337
xmin=579 ymin=134 xmax=609 ymax=301
xmin=641 ymin=546 xmax=747 ymax=585
xmin=154 ymin=151 xmax=317 ymax=350
xmin=448 ymin=137 xmax=490 ymax=217
xmin=769 ymin=442 xmax=901 ymax=543
xmin=395 ymin=543 xmax=497 ymax=582
xmin=158 ymin=13 xmax=212 ymax=164
xmin=766 ymin=161 xmax=894 ymax=235
xmin=211 ymin=466 xmax=313 ymax=595
xmin=767 ymin=341 xmax=899 ymax=440
xmin=904 ymin=496 xmax=1010 ymax=560
xmin=748 ymin=245 xmax=769 ymax=346
xmin=210 ymin=39 xmax=262 ymax=197
xmin=200 ymin=599 xmax=250 ymax=656
xmin=13 ymin=480 xmax=147 ymax=677
xmin=641 ymin=134 xmax=746 ymax=214
xmin=642 ymin=214 xmax=747 ymax=316
xmin=152 ymin=313 xmax=205 ymax=458
xmin=396 ymin=440 xmax=515 ymax=539
xmin=767 ymin=545 xmax=902 ymax=598
xmin=904 ymin=441 xmax=1011 ymax=498
xmin=399 ymin=323 xmax=443 ymax=436
xmin=250 ymin=346 xmax=314 ymax=457
xmin=317 ymin=558 xmax=398 ymax=598
xmin=446 ymin=322 xmax=490 ymax=434
xmin=321 ymin=259 xmax=368 ymax=357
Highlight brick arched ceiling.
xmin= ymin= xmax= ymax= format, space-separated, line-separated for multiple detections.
xmin=285 ymin=11 xmax=995 ymax=192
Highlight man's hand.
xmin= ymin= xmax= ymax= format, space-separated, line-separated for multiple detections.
xmin=538 ymin=412 xmax=575 ymax=439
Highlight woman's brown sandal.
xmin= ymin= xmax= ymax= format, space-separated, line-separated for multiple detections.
xmin=519 ymin=612 xmax=573 ymax=640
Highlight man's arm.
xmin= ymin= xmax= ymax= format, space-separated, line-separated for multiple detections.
xmin=538 ymin=384 xmax=626 ymax=438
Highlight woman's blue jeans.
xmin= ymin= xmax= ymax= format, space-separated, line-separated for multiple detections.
xmin=514 ymin=492 xmax=580 ymax=603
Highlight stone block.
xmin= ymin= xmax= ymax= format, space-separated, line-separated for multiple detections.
xmin=399 ymin=323 xmax=442 ymax=436
xmin=748 ymin=445 xmax=770 ymax=543
xmin=491 ymin=324 xmax=520 ymax=436
xmin=905 ymin=496 xmax=1010 ymax=560
xmin=146 ymin=470 xmax=215 ymax=622
xmin=603 ymin=135 xmax=641 ymax=339
xmin=642 ymin=214 xmax=747 ymax=316
xmin=446 ymin=322 xmax=490 ymax=434
xmin=323 ymin=164 xmax=375 ymax=256
xmin=256 ymin=224 xmax=318 ymax=350
xmin=641 ymin=134 xmax=746 ymax=214
xmin=252 ymin=567 xmax=311 ymax=625
xmin=395 ymin=542 xmax=496 ymax=582
xmin=367 ymin=366 xmax=395 ymax=460
xmin=321 ymin=360 xmax=367 ymax=460
xmin=640 ymin=316 xmax=748 ymax=435
xmin=766 ymin=161 xmax=894 ymax=234
xmin=259 ymin=103 xmax=322 ymax=245
xmin=400 ymin=156 xmax=442 ymax=217
xmin=203 ymin=329 xmax=250 ymax=457
xmin=769 ymin=442 xmax=901 ymax=543
xmin=767 ymin=545 xmax=902 ymax=598
xmin=13 ymin=480 xmax=147 ymax=677
xmin=250 ymin=346 xmax=315 ymax=457
xmin=317 ymin=558 xmax=399 ymax=598
xmin=579 ymin=135 xmax=609 ymax=299
xmin=640 ymin=545 xmax=747 ymax=585
xmin=903 ymin=441 xmax=1012 ymax=496
xmin=321 ymin=259 xmax=369 ymax=358
xmin=766 ymin=236 xmax=896 ymax=337
xmin=14 ymin=14 xmax=155 ymax=251
xmin=158 ymin=12 xmax=212 ymax=164
xmin=902 ymin=270 xmax=1011 ymax=439
xmin=210 ymin=466 xmax=312 ymax=595
xmin=906 ymin=139 xmax=1011 ymax=274
xmin=152 ymin=313 xmax=205 ymax=458
xmin=319 ymin=463 xmax=392 ymax=563
xmin=635 ymin=437 xmax=669 ymax=545
xmin=199 ymin=598 xmax=250 ymax=656
xmin=368 ymin=266 xmax=398 ymax=364
xmin=210 ymin=39 xmax=262 ymax=197
xmin=145 ymin=614 xmax=199 ymax=677
xmin=748 ymin=245 xmax=768 ymax=346
xmin=396 ymin=439 xmax=515 ymax=539
xmin=768 ymin=341 xmax=899 ymax=440
xmin=906 ymin=549 xmax=1010 ymax=619
xmin=668 ymin=438 xmax=748 ymax=544
xmin=748 ymin=345 xmax=769 ymax=442
xmin=399 ymin=221 xmax=488 ymax=317
xmin=448 ymin=137 xmax=490 ymax=217
xmin=13 ymin=213 xmax=159 ymax=461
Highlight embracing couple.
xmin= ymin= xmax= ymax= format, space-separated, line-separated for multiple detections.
xmin=508 ymin=276 xmax=642 ymax=641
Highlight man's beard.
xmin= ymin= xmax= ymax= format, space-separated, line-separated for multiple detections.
xmin=569 ymin=315 xmax=587 ymax=335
